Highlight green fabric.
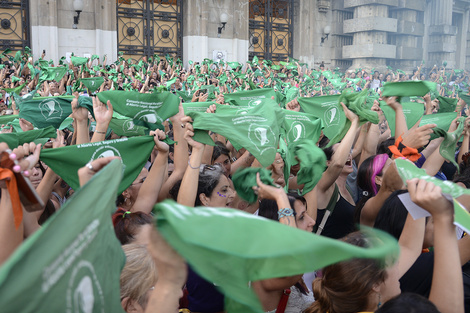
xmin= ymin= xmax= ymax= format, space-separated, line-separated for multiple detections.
xmin=382 ymin=81 xmax=436 ymax=98
xmin=0 ymin=114 xmax=18 ymax=125
xmin=80 ymin=77 xmax=104 ymax=94
xmin=40 ymin=136 xmax=155 ymax=194
xmin=17 ymin=126 xmax=57 ymax=145
xmin=2 ymin=82 xmax=26 ymax=95
xmin=153 ymin=200 xmax=400 ymax=313
xmin=437 ymin=96 xmax=458 ymax=113
xmin=298 ymin=95 xmax=345 ymax=144
xmin=175 ymin=90 xmax=195 ymax=103
xmin=0 ymin=133 xmax=18 ymax=148
xmin=223 ymin=88 xmax=276 ymax=107
xmin=396 ymin=158 xmax=470 ymax=233
xmin=277 ymin=136 xmax=291 ymax=191
xmin=5 ymin=119 xmax=22 ymax=133
xmin=166 ymin=77 xmax=177 ymax=88
xmin=71 ymin=56 xmax=88 ymax=67
xmin=232 ymin=168 xmax=275 ymax=203
xmin=432 ymin=116 xmax=465 ymax=168
xmin=0 ymin=160 xmax=125 ymax=313
xmin=97 ymin=90 xmax=179 ymax=130
xmin=228 ymin=62 xmax=241 ymax=70
xmin=108 ymin=118 xmax=148 ymax=137
xmin=285 ymin=87 xmax=300 ymax=103
xmin=289 ymin=139 xmax=327 ymax=195
xmin=420 ymin=112 xmax=458 ymax=140
xmin=281 ymin=110 xmax=322 ymax=145
xmin=188 ymin=100 xmax=284 ymax=167
xmin=39 ymin=66 xmax=67 ymax=82
xmin=396 ymin=159 xmax=470 ymax=199
xmin=19 ymin=96 xmax=73 ymax=129
xmin=459 ymin=93 xmax=470 ymax=106
xmin=58 ymin=117 xmax=73 ymax=130
xmin=380 ymin=101 xmax=425 ymax=136
xmin=339 ymin=90 xmax=379 ymax=124
xmin=182 ymin=102 xmax=213 ymax=114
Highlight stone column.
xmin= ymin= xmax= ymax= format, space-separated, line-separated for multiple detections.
xmin=183 ymin=0 xmax=249 ymax=66
xmin=458 ymin=8 xmax=469 ymax=69
xmin=30 ymin=0 xmax=117 ymax=64
xmin=342 ymin=0 xmax=398 ymax=72
xmin=389 ymin=0 xmax=425 ymax=71
xmin=30 ymin=0 xmax=59 ymax=63
xmin=427 ymin=0 xmax=457 ymax=69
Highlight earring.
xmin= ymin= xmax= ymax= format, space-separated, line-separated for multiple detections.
xmin=377 ymin=293 xmax=382 ymax=308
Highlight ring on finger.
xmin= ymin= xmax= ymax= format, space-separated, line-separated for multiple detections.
xmin=85 ymin=162 xmax=96 ymax=172
xmin=181 ymin=123 xmax=185 ymax=128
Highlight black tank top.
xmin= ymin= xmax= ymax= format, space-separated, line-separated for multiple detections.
xmin=316 ymin=193 xmax=355 ymax=239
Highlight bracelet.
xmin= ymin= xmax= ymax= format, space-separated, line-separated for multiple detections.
xmin=188 ymin=159 xmax=200 ymax=170
xmin=278 ymin=208 xmax=295 ymax=220
xmin=95 ymin=130 xmax=106 ymax=134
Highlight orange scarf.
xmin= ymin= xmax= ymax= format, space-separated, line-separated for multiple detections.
xmin=0 ymin=168 xmax=22 ymax=228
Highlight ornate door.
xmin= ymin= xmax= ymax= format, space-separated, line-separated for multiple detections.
xmin=0 ymin=0 xmax=30 ymax=53
xmin=117 ymin=0 xmax=182 ymax=61
xmin=249 ymin=0 xmax=293 ymax=61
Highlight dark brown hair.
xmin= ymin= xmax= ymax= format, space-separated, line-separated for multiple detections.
xmin=112 ymin=208 xmax=153 ymax=245
xmin=305 ymin=231 xmax=388 ymax=313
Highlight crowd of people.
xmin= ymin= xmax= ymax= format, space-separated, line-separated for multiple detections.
xmin=0 ymin=48 xmax=470 ymax=313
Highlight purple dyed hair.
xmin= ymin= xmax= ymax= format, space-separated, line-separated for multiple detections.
xmin=370 ymin=154 xmax=389 ymax=195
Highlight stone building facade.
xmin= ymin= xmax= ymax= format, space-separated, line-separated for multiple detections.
xmin=1 ymin=0 xmax=470 ymax=72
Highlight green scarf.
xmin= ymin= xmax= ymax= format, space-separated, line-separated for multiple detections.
xmin=232 ymin=168 xmax=275 ymax=203
xmin=0 ymin=160 xmax=125 ymax=313
xmin=188 ymin=100 xmax=285 ymax=167
xmin=153 ymin=200 xmax=399 ymax=313
xmin=19 ymin=96 xmax=74 ymax=129
xmin=97 ymin=90 xmax=179 ymax=130
xmin=40 ymin=136 xmax=156 ymax=194
xmin=223 ymin=88 xmax=276 ymax=107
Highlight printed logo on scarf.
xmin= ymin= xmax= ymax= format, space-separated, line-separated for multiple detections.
xmin=248 ymin=124 xmax=276 ymax=155
xmin=91 ymin=145 xmax=122 ymax=160
xmin=67 ymin=260 xmax=104 ymax=313
xmin=288 ymin=121 xmax=305 ymax=142
xmin=40 ymin=99 xmax=63 ymax=121
xmin=324 ymin=107 xmax=340 ymax=126
xmin=134 ymin=110 xmax=163 ymax=125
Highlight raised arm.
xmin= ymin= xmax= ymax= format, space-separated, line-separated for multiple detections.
xmin=157 ymin=102 xmax=189 ymax=201
xmin=131 ymin=130 xmax=169 ymax=214
xmin=177 ymin=116 xmax=205 ymax=207
xmin=386 ymin=96 xmax=408 ymax=137
xmin=90 ymin=96 xmax=113 ymax=143
xmin=316 ymin=103 xmax=359 ymax=204
xmin=408 ymin=179 xmax=464 ymax=313
xmin=71 ymin=92 xmax=90 ymax=145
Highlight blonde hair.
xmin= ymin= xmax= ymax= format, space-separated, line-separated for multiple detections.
xmin=120 ymin=244 xmax=158 ymax=309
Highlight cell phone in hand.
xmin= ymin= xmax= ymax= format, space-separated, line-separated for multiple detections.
xmin=0 ymin=151 xmax=44 ymax=212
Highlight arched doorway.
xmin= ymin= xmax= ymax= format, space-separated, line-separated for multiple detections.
xmin=116 ymin=0 xmax=182 ymax=61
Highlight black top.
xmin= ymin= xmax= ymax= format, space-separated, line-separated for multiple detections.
xmin=187 ymin=266 xmax=225 ymax=312
xmin=316 ymin=193 xmax=355 ymax=239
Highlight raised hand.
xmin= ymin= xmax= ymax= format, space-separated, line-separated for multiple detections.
xmin=402 ymin=123 xmax=435 ymax=148
xmin=92 ymin=97 xmax=113 ymax=125
xmin=181 ymin=116 xmax=204 ymax=150
xmin=150 ymin=129 xmax=169 ymax=153
xmin=71 ymin=92 xmax=88 ymax=122
xmin=341 ymin=102 xmax=359 ymax=123
xmin=78 ymin=156 xmax=120 ymax=187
